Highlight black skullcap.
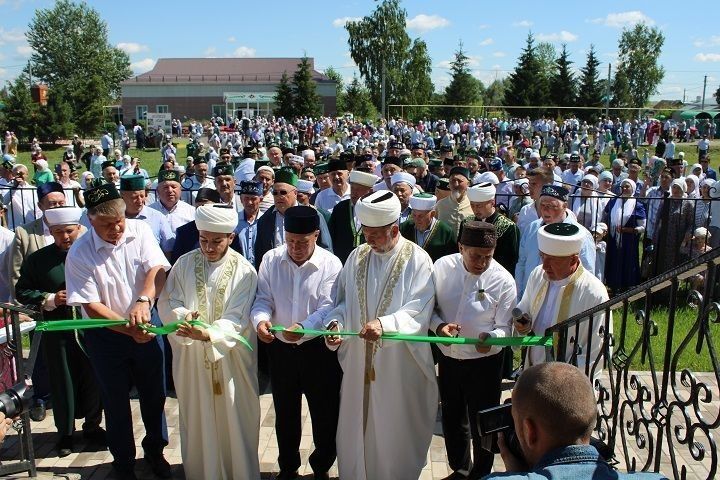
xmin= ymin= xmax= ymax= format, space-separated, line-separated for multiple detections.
xmin=213 ymin=163 xmax=234 ymax=177
xmin=382 ymin=156 xmax=403 ymax=168
xmin=284 ymin=205 xmax=319 ymax=234
xmin=327 ymin=159 xmax=348 ymax=173
xmin=458 ymin=221 xmax=497 ymax=248
xmin=540 ymin=184 xmax=569 ymax=202
xmin=448 ymin=166 xmax=470 ymax=180
xmin=84 ymin=183 xmax=121 ymax=209
xmin=195 ymin=187 xmax=222 ymax=204
xmin=158 ymin=169 xmax=180 ymax=183
xmin=101 ymin=160 xmax=116 ymax=170
xmin=37 ymin=181 xmax=64 ymax=200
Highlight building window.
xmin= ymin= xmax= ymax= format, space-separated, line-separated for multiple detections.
xmin=136 ymin=105 xmax=148 ymax=121
xmin=156 ymin=105 xmax=169 ymax=113
xmin=211 ymin=104 xmax=226 ymax=119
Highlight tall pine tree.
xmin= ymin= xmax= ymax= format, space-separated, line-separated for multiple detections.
xmin=2 ymin=75 xmax=39 ymax=141
xmin=504 ymin=33 xmax=549 ymax=117
xmin=274 ymin=71 xmax=295 ymax=119
xmin=549 ymin=44 xmax=576 ymax=116
xmin=441 ymin=41 xmax=483 ymax=119
xmin=576 ymin=45 xmax=603 ymax=121
xmin=292 ymin=56 xmax=321 ymax=117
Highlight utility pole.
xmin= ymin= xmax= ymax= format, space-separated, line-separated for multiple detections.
xmin=381 ymin=61 xmax=386 ymax=120
xmin=683 ymin=88 xmax=686 ymax=104
xmin=701 ymin=75 xmax=707 ymax=111
xmin=604 ymin=63 xmax=611 ymax=117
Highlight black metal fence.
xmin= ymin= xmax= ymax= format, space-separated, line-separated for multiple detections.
xmin=543 ymin=244 xmax=720 ymax=479
xmin=0 ymin=303 xmax=38 ymax=477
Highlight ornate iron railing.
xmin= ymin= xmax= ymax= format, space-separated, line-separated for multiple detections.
xmin=544 ymin=245 xmax=720 ymax=479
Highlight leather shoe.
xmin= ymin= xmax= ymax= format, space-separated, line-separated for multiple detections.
xmin=112 ymin=467 xmax=138 ymax=480
xmin=313 ymin=473 xmax=330 ymax=480
xmin=56 ymin=435 xmax=73 ymax=457
xmin=83 ymin=427 xmax=107 ymax=446
xmin=275 ymin=471 xmax=299 ymax=480
xmin=144 ymin=453 xmax=172 ymax=478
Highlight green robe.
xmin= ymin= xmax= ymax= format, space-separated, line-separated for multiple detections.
xmin=400 ymin=218 xmax=458 ymax=263
xmin=15 ymin=243 xmax=102 ymax=437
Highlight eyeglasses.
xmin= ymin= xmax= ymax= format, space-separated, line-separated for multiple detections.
xmin=272 ymin=189 xmax=295 ymax=196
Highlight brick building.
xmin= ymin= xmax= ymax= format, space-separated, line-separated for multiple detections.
xmin=120 ymin=57 xmax=337 ymax=123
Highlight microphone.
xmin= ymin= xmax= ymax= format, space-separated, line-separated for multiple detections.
xmin=512 ymin=307 xmax=530 ymax=326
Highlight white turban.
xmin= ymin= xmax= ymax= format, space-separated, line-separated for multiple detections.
xmin=477 ymin=172 xmax=499 ymax=185
xmin=355 ymin=190 xmax=401 ymax=227
xmin=409 ymin=194 xmax=436 ymax=211
xmin=349 ymin=170 xmax=378 ymax=187
xmin=390 ymin=172 xmax=416 ymax=187
xmin=467 ymin=182 xmax=496 ymax=203
xmin=195 ymin=205 xmax=238 ymax=234
xmin=538 ymin=223 xmax=585 ymax=257
xmin=45 ymin=207 xmax=82 ymax=227
xmin=296 ymin=179 xmax=315 ymax=194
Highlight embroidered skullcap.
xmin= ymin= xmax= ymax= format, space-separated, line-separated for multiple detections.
xmin=195 ymin=205 xmax=238 ymax=234
xmin=349 ymin=170 xmax=378 ymax=187
xmin=467 ymin=182 xmax=496 ymax=203
xmin=538 ymin=223 xmax=584 ymax=257
xmin=355 ymin=190 xmax=401 ymax=227
xmin=239 ymin=181 xmax=263 ymax=197
xmin=84 ymin=183 xmax=121 ymax=209
xmin=409 ymin=193 xmax=436 ymax=211
xmin=540 ymin=184 xmax=569 ymax=202
xmin=44 ymin=207 xmax=82 ymax=227
xmin=296 ymin=179 xmax=315 ymax=195
xmin=256 ymin=165 xmax=275 ymax=177
xmin=157 ymin=169 xmax=180 ymax=184
xmin=213 ymin=163 xmax=233 ymax=177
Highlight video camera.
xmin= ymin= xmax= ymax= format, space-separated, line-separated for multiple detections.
xmin=477 ymin=403 xmax=524 ymax=461
xmin=0 ymin=376 xmax=34 ymax=419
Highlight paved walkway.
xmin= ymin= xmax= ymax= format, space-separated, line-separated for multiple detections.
xmin=0 ymin=372 xmax=716 ymax=479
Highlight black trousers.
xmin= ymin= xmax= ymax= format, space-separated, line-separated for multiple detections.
xmin=438 ymin=351 xmax=503 ymax=479
xmin=267 ymin=337 xmax=342 ymax=474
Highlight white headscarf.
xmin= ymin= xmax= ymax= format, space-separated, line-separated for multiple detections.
xmin=685 ymin=174 xmax=700 ymax=198
xmin=80 ymin=171 xmax=94 ymax=189
xmin=610 ymin=178 xmax=637 ymax=246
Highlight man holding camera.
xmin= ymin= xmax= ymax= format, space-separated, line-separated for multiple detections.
xmin=485 ymin=362 xmax=666 ymax=479
xmin=432 ymin=221 xmax=516 ymax=479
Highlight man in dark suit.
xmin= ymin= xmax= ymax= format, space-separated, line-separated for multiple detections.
xmin=327 ymin=169 xmax=377 ymax=264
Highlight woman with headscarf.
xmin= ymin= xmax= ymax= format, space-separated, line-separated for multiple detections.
xmin=685 ymin=174 xmax=707 ymax=229
xmin=652 ymin=178 xmax=695 ymax=274
xmin=32 ymin=159 xmax=53 ymax=186
xmin=602 ymin=178 xmax=646 ymax=293
xmin=569 ymin=174 xmax=601 ymax=231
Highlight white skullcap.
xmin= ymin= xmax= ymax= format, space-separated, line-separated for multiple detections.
xmin=290 ymin=155 xmax=304 ymax=164
xmin=195 ymin=205 xmax=238 ymax=234
xmin=467 ymin=182 xmax=496 ymax=203
xmin=514 ymin=178 xmax=529 ymax=187
xmin=694 ymin=227 xmax=710 ymax=238
xmin=355 ymin=190 xmax=401 ymax=227
xmin=45 ymin=207 xmax=82 ymax=227
xmin=296 ymin=179 xmax=315 ymax=194
xmin=477 ymin=172 xmax=499 ymax=185
xmin=256 ymin=166 xmax=275 ymax=177
xmin=390 ymin=172 xmax=416 ymax=187
xmin=530 ymin=151 xmax=540 ymax=160
xmin=593 ymin=222 xmax=608 ymax=234
xmin=524 ymin=148 xmax=533 ymax=154
xmin=349 ymin=170 xmax=378 ymax=187
xmin=409 ymin=193 xmax=437 ymax=211
xmin=537 ymin=223 xmax=585 ymax=257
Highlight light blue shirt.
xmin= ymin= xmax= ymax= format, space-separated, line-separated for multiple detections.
xmin=128 ymin=206 xmax=175 ymax=252
xmin=236 ymin=209 xmax=261 ymax=267
xmin=234 ymin=158 xmax=255 ymax=183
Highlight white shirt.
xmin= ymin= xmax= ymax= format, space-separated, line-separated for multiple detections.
xmin=0 ymin=226 xmax=14 ymax=303
xmin=66 ymin=220 xmax=171 ymax=317
xmin=60 ymin=179 xmax=81 ymax=207
xmin=517 ymin=201 xmax=539 ymax=234
xmin=251 ymin=244 xmax=342 ymax=344
xmin=431 ymin=254 xmax=517 ymax=359
xmin=314 ymin=184 xmax=350 ymax=212
xmin=148 ymin=199 xmax=195 ymax=232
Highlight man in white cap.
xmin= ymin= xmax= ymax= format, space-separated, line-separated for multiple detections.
xmin=314 ymin=159 xmax=350 ymax=213
xmin=515 ymin=185 xmax=596 ymax=298
xmin=399 ymin=193 xmax=457 ymax=262
xmin=158 ymin=204 xmax=259 ymax=479
xmin=324 ymin=190 xmax=438 ymax=480
xmin=296 ymin=179 xmax=316 ymax=206
xmin=16 ymin=206 xmax=103 ymax=457
xmin=327 ymin=169 xmax=377 ymax=264
xmin=390 ymin=171 xmax=417 ymax=223
xmin=514 ymin=223 xmax=610 ymax=372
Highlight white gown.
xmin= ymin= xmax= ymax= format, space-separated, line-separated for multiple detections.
xmin=326 ymin=237 xmax=438 ymax=480
xmin=157 ymin=248 xmax=260 ymax=480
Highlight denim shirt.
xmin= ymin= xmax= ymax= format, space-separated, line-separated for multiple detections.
xmin=482 ymin=445 xmax=669 ymax=480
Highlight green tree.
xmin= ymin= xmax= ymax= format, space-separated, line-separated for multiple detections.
xmin=576 ymin=45 xmax=603 ymax=120
xmin=274 ymin=71 xmax=295 ymax=118
xmin=73 ymin=75 xmax=106 ymax=136
xmin=26 ymin=0 xmax=131 ymax=135
xmin=536 ymin=42 xmax=557 ymax=86
xmin=39 ymin=87 xmax=75 ymax=142
xmin=2 ymin=76 xmax=39 ymax=142
xmin=549 ymin=44 xmax=576 ymax=114
xmin=484 ymin=79 xmax=507 ymax=108
xmin=344 ymin=76 xmax=377 ymax=120
xmin=715 ymin=84 xmax=720 ymax=105
xmin=611 ymin=23 xmax=665 ymax=111
xmin=441 ymin=41 xmax=484 ymax=119
xmin=292 ymin=56 xmax=321 ymax=117
xmin=324 ymin=66 xmax=344 ymax=115
xmin=346 ymin=0 xmax=433 ymax=116
xmin=504 ymin=33 xmax=550 ymax=117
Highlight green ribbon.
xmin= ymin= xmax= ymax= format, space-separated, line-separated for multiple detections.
xmin=268 ymin=326 xmax=553 ymax=347
xmin=36 ymin=319 xmax=253 ymax=351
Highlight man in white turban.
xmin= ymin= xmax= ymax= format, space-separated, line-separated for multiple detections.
xmin=158 ymin=204 xmax=260 ymax=479
xmin=324 ymin=190 xmax=438 ymax=480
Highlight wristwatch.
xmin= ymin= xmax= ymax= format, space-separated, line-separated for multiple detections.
xmin=136 ymin=295 xmax=151 ymax=303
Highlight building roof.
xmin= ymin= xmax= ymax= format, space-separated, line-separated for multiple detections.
xmin=123 ymin=58 xmax=333 ymax=85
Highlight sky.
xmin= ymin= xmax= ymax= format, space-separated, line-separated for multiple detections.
xmin=1 ymin=0 xmax=720 ymax=104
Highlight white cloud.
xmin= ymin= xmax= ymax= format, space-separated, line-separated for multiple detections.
xmin=436 ymin=60 xmax=452 ymax=69
xmin=130 ymin=58 xmax=156 ymax=74
xmin=227 ymin=36 xmax=236 ymax=43
xmin=493 ymin=51 xmax=506 ymax=57
xmin=694 ymin=53 xmax=720 ymax=62
xmin=536 ymin=31 xmax=578 ymax=42
xmin=204 ymin=46 xmax=217 ymax=57
xmin=332 ymin=16 xmax=361 ymax=28
xmin=479 ymin=38 xmax=494 ymax=46
xmin=0 ymin=68 xmax=6 ymax=77
xmin=116 ymin=42 xmax=148 ymax=54
xmin=693 ymin=36 xmax=720 ymax=48
xmin=15 ymin=44 xmax=32 ymax=57
xmin=512 ymin=20 xmax=533 ymax=28
xmin=592 ymin=11 xmax=654 ymax=28
xmin=406 ymin=14 xmax=450 ymax=33
xmin=478 ymin=24 xmax=489 ymax=30
xmin=233 ymin=46 xmax=256 ymax=57
xmin=0 ymin=28 xmax=25 ymax=45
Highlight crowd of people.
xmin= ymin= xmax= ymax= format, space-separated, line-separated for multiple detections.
xmin=0 ymin=113 xmax=706 ymax=479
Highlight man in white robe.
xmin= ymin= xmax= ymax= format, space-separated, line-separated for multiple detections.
xmin=157 ymin=204 xmax=260 ymax=480
xmin=325 ymin=190 xmax=438 ymax=480
xmin=515 ymin=223 xmax=611 ymax=377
